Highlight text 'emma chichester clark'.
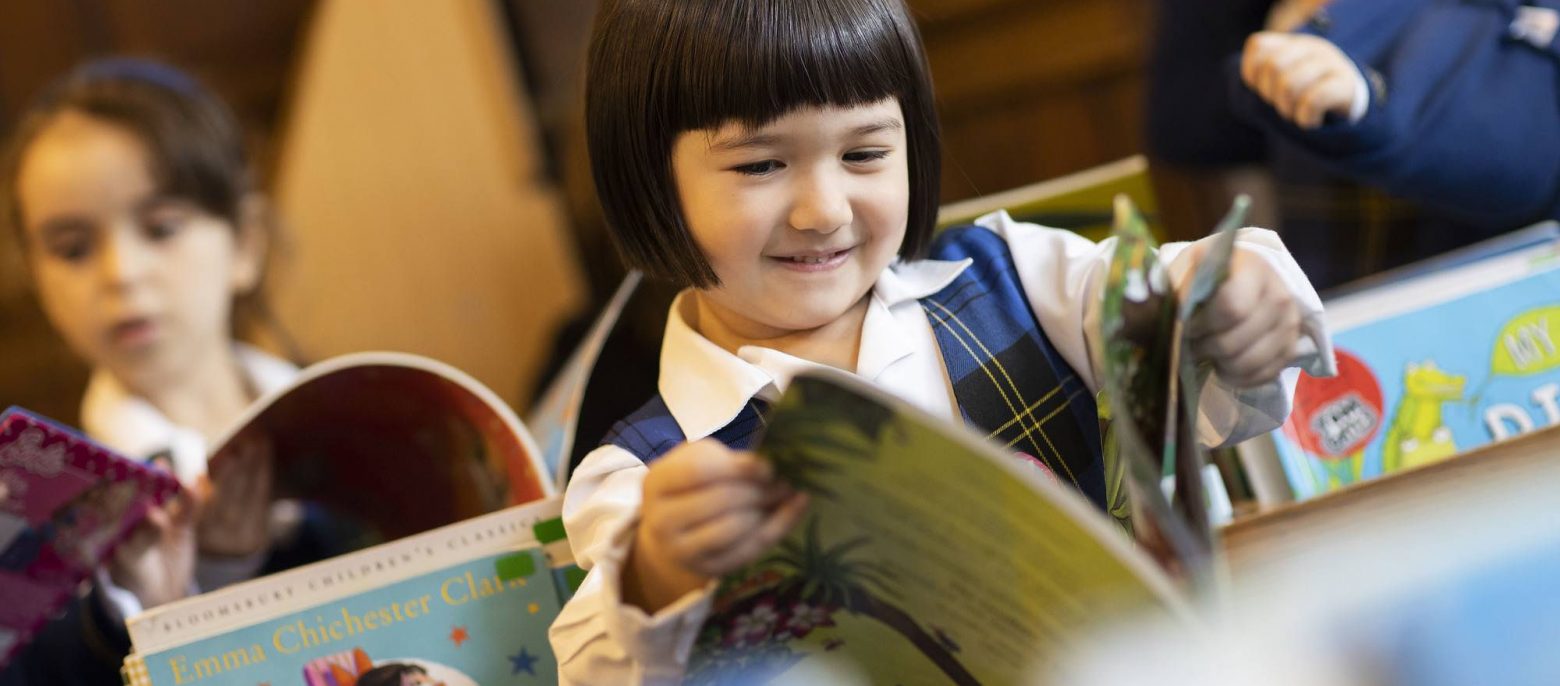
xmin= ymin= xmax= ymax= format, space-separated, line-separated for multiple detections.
xmin=164 ymin=570 xmax=527 ymax=684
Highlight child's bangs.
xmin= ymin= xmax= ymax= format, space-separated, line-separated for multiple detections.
xmin=660 ymin=0 xmax=918 ymax=132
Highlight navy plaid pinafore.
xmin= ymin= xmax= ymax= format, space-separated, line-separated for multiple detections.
xmin=602 ymin=226 xmax=1107 ymax=510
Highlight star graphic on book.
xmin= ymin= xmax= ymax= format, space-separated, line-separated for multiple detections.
xmin=509 ymin=646 xmax=539 ymax=675
xmin=449 ymin=625 xmax=470 ymax=647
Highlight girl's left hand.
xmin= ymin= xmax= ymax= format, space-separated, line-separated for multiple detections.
xmin=1179 ymin=247 xmax=1303 ymax=388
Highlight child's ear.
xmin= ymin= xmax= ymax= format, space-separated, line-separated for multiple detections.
xmin=230 ymin=193 xmax=270 ymax=295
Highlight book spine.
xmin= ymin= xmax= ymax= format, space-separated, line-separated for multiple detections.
xmin=121 ymin=654 xmax=151 ymax=686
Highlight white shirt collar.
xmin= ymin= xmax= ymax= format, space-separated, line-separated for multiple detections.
xmin=657 ymin=256 xmax=970 ymax=441
xmin=80 ymin=344 xmax=298 ymax=483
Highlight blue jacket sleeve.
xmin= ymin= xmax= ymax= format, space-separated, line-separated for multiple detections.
xmin=1230 ymin=0 xmax=1560 ymax=229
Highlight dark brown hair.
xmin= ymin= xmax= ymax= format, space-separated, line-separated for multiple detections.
xmin=585 ymin=0 xmax=942 ymax=289
xmin=354 ymin=663 xmax=428 ymax=686
xmin=0 ymin=57 xmax=281 ymax=343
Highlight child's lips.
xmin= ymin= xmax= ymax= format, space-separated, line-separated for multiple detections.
xmin=769 ymin=247 xmax=854 ymax=272
xmin=109 ymin=316 xmax=159 ymax=348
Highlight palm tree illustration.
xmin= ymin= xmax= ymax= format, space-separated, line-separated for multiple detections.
xmin=746 ymin=377 xmax=981 ymax=685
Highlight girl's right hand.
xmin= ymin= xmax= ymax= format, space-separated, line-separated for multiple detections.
xmin=624 ymin=440 xmax=809 ymax=613
xmin=108 ymin=486 xmax=201 ymax=609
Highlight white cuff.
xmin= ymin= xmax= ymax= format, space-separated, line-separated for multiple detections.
xmin=94 ymin=568 xmax=143 ymax=623
xmin=550 ymin=514 xmax=716 ymax=685
xmin=1346 ymin=63 xmax=1370 ymax=124
xmin=195 ymin=550 xmax=267 ymax=592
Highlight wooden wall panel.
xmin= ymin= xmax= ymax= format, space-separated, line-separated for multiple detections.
xmin=916 ymin=0 xmax=1150 ymax=202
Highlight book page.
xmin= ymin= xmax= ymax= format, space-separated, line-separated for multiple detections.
xmin=527 ymin=271 xmax=642 ymax=489
xmin=689 ymin=373 xmax=1179 ymax=685
xmin=207 ymin=353 xmax=552 ymax=546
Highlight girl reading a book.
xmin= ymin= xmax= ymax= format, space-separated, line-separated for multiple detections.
xmin=549 ymin=0 xmax=1337 ymax=681
xmin=1 ymin=59 xmax=293 ymax=683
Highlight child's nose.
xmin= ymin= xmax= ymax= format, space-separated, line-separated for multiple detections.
xmin=788 ymin=173 xmax=852 ymax=233
xmin=98 ymin=226 xmax=154 ymax=287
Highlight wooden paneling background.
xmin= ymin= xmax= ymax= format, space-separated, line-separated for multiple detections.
xmin=2 ymin=0 xmax=1155 ymax=424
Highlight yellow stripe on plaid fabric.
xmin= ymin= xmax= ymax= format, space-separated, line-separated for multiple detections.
xmin=985 ymin=384 xmax=1062 ymax=437
xmin=922 ymin=299 xmax=1082 ymax=489
xmin=922 ymin=299 xmax=1050 ymax=462
xmin=1006 ymin=385 xmax=1088 ymax=450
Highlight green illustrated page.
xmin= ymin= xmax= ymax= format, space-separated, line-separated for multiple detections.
xmin=687 ymin=373 xmax=1179 ymax=685
xmin=1099 ymin=195 xmax=1248 ymax=588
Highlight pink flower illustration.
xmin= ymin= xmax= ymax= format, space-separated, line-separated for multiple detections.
xmin=729 ymin=600 xmax=782 ymax=647
xmin=784 ymin=602 xmax=836 ymax=638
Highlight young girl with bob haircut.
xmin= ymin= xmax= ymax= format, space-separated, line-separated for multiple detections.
xmin=551 ymin=0 xmax=1335 ymax=681
xmin=1 ymin=59 xmax=290 ymax=684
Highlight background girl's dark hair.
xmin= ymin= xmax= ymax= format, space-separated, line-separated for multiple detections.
xmin=0 ymin=57 xmax=288 ymax=349
xmin=585 ymin=0 xmax=942 ymax=289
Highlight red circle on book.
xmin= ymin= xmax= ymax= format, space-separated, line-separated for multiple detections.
xmin=1283 ymin=348 xmax=1384 ymax=459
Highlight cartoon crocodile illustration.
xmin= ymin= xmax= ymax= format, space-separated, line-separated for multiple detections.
xmin=1381 ymin=360 xmax=1466 ymax=473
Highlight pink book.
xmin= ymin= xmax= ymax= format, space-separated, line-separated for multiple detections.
xmin=0 ymin=407 xmax=180 ymax=667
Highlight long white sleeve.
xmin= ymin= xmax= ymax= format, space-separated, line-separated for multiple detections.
xmin=549 ymin=445 xmax=717 ymax=685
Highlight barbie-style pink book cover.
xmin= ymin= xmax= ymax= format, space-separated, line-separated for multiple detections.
xmin=0 ymin=407 xmax=180 ymax=666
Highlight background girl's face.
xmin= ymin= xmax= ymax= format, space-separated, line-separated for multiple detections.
xmin=671 ymin=98 xmax=910 ymax=338
xmin=15 ymin=111 xmax=262 ymax=390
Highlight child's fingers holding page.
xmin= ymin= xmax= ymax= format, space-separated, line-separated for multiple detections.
xmin=696 ymin=492 xmax=810 ymax=577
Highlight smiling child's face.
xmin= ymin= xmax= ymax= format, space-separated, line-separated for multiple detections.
xmin=14 ymin=110 xmax=262 ymax=392
xmin=670 ymin=98 xmax=910 ymax=342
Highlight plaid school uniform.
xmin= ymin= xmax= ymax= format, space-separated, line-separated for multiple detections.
xmin=603 ymin=226 xmax=1108 ymax=511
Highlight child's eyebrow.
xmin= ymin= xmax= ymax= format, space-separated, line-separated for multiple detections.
xmin=850 ymin=118 xmax=903 ymax=137
xmin=708 ymin=118 xmax=904 ymax=153
xmin=708 ymin=131 xmax=781 ymax=153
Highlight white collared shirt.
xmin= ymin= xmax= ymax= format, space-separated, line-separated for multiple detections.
xmin=549 ymin=211 xmax=1335 ymax=685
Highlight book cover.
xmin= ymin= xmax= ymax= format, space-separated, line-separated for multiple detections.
xmin=0 ymin=408 xmax=180 ymax=666
xmin=126 ymin=550 xmax=561 ymax=686
xmin=685 ymin=372 xmax=1183 ymax=685
xmin=124 ymin=498 xmax=575 ymax=686
xmin=527 ymin=271 xmax=642 ymax=489
xmin=1272 ymin=235 xmax=1560 ymax=499
xmin=206 ymin=352 xmax=554 ymax=546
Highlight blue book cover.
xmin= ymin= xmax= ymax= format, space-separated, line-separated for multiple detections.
xmin=122 ymin=499 xmax=573 ymax=686
xmin=1273 ymin=239 xmax=1560 ymax=499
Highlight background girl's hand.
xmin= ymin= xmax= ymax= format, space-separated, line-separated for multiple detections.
xmin=625 ymin=439 xmax=808 ymax=613
xmin=1181 ymin=247 xmax=1303 ymax=388
xmin=1241 ymin=31 xmax=1360 ymax=129
xmin=108 ymin=488 xmax=199 ymax=609
xmin=197 ymin=434 xmax=274 ymax=558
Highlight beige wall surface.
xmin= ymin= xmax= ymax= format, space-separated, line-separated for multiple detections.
xmin=273 ymin=0 xmax=582 ymax=410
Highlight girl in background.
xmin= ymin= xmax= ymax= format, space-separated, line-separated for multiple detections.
xmin=1 ymin=58 xmax=291 ymax=683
